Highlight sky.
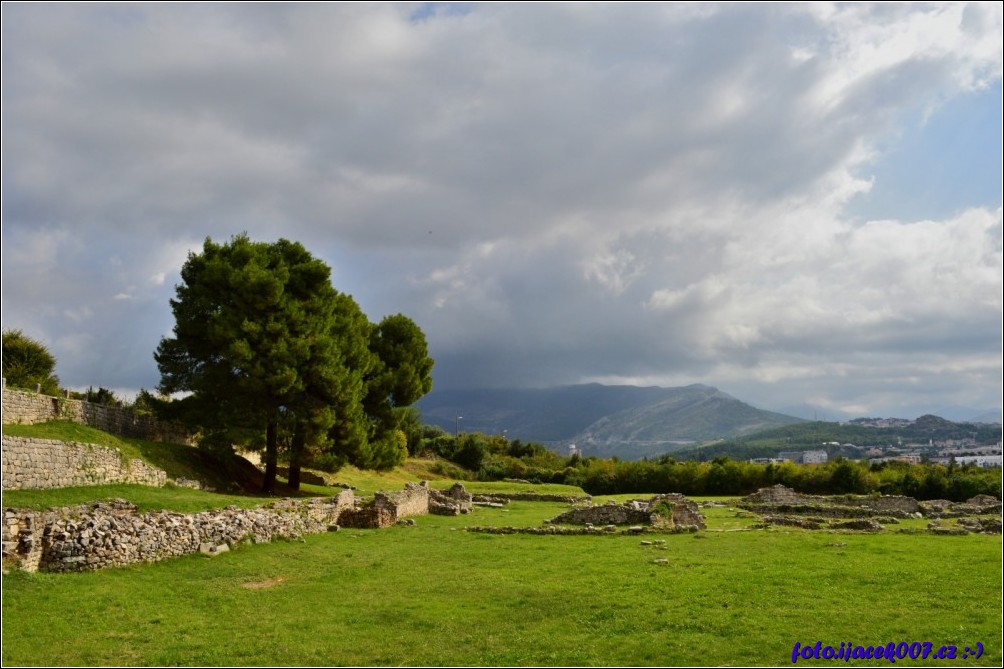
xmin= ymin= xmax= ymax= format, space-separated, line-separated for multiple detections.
xmin=2 ymin=2 xmax=1002 ymax=421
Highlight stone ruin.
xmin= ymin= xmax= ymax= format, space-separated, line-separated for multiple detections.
xmin=3 ymin=481 xmax=477 ymax=572
xmin=739 ymin=484 xmax=920 ymax=517
xmin=548 ymin=493 xmax=706 ymax=533
xmin=3 ymin=492 xmax=355 ymax=573
xmin=338 ymin=481 xmax=473 ymax=529
xmin=919 ymin=495 xmax=1002 ymax=517
xmin=738 ymin=484 xmax=1001 ymax=534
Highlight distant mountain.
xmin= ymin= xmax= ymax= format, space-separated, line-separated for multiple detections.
xmin=573 ymin=386 xmax=804 ymax=459
xmin=969 ymin=410 xmax=1002 ymax=425
xmin=775 ymin=404 xmax=1002 ymax=423
xmin=416 ymin=383 xmax=686 ymax=441
xmin=906 ymin=406 xmax=1000 ymax=422
xmin=417 ymin=383 xmax=804 ymax=459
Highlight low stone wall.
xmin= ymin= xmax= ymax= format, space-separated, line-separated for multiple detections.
xmin=647 ymin=493 xmax=707 ymax=531
xmin=833 ymin=494 xmax=919 ymax=515
xmin=429 ymin=483 xmax=474 ymax=516
xmin=472 ymin=492 xmax=591 ymax=504
xmin=919 ymin=497 xmax=1003 ymax=517
xmin=740 ymin=485 xmax=921 ymax=517
xmin=2 ymin=387 xmax=191 ymax=445
xmin=549 ymin=493 xmax=706 ymax=532
xmin=338 ymin=505 xmax=396 ymax=529
xmin=1 ymin=436 xmax=167 ymax=490
xmin=741 ymin=484 xmax=808 ymax=505
xmin=550 ymin=502 xmax=651 ymax=526
xmin=467 ymin=525 xmax=622 ymax=536
xmin=341 ymin=482 xmax=474 ymax=528
xmin=3 ymin=491 xmax=355 ymax=573
xmin=377 ymin=482 xmax=431 ymax=519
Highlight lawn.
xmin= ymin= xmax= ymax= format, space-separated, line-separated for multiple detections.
xmin=2 ymin=499 xmax=1000 ymax=666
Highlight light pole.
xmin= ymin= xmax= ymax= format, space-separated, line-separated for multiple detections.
xmin=455 ymin=416 xmax=462 ymax=438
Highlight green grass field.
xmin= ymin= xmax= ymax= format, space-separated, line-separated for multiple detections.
xmin=2 ymin=422 xmax=1001 ymax=666
xmin=2 ymin=500 xmax=1000 ymax=666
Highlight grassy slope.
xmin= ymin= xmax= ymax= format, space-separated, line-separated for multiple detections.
xmin=2 ymin=421 xmax=1000 ymax=666
xmin=2 ymin=503 xmax=1000 ymax=666
xmin=1 ymin=421 xmax=586 ymax=512
xmin=2 ymin=421 xmax=264 ymax=493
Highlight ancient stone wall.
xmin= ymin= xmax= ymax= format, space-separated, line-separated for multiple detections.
xmin=377 ymin=482 xmax=431 ymax=519
xmin=2 ymin=387 xmax=191 ymax=445
xmin=429 ymin=483 xmax=474 ymax=516
xmin=740 ymin=485 xmax=922 ymax=517
xmin=741 ymin=484 xmax=812 ymax=505
xmin=3 ymin=491 xmax=355 ymax=573
xmin=338 ymin=506 xmax=396 ymax=529
xmin=550 ymin=502 xmax=652 ymax=526
xmin=549 ymin=494 xmax=706 ymax=532
xmin=1 ymin=436 xmax=167 ymax=490
xmin=834 ymin=494 xmax=920 ymax=515
xmin=342 ymin=482 xmax=474 ymax=528
xmin=647 ymin=493 xmax=707 ymax=531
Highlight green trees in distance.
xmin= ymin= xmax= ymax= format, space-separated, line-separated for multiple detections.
xmin=418 ymin=429 xmax=1001 ymax=502
xmin=155 ymin=234 xmax=434 ymax=493
xmin=2 ymin=329 xmax=61 ymax=395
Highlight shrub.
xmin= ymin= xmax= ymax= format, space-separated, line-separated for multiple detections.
xmin=2 ymin=329 xmax=61 ymax=395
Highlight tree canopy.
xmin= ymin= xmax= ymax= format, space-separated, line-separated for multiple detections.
xmin=2 ymin=329 xmax=61 ymax=395
xmin=155 ymin=234 xmax=433 ymax=491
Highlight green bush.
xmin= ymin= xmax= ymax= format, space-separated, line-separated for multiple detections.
xmin=2 ymin=329 xmax=61 ymax=395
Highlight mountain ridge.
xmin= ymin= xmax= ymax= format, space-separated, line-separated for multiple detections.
xmin=417 ymin=383 xmax=804 ymax=459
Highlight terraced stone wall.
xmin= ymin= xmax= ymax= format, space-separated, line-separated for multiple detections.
xmin=1 ymin=436 xmax=167 ymax=490
xmin=2 ymin=387 xmax=191 ymax=444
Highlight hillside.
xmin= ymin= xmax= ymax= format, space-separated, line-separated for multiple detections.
xmin=671 ymin=416 xmax=1004 ymax=462
xmin=573 ymin=386 xmax=803 ymax=459
xmin=1 ymin=421 xmax=509 ymax=511
xmin=418 ymin=383 xmax=803 ymax=459
xmin=417 ymin=383 xmax=684 ymax=441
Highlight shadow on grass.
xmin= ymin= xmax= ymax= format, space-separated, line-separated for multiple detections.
xmin=132 ymin=440 xmax=326 ymax=499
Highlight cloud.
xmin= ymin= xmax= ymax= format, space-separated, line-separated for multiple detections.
xmin=2 ymin=2 xmax=1001 ymax=417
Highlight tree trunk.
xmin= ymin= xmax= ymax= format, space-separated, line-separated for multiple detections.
xmin=263 ymin=419 xmax=278 ymax=494
xmin=288 ymin=423 xmax=305 ymax=491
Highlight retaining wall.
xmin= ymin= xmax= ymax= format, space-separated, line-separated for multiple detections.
xmin=2 ymin=436 xmax=167 ymax=490
xmin=2 ymin=387 xmax=191 ymax=445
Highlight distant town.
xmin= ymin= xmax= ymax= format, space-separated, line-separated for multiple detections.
xmin=750 ymin=439 xmax=1003 ymax=468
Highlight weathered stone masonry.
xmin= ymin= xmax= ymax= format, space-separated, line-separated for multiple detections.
xmin=3 ymin=492 xmax=355 ymax=573
xmin=549 ymin=493 xmax=706 ymax=532
xmin=2 ymin=483 xmax=478 ymax=572
xmin=2 ymin=436 xmax=167 ymax=490
xmin=338 ymin=482 xmax=474 ymax=528
xmin=2 ymin=387 xmax=191 ymax=444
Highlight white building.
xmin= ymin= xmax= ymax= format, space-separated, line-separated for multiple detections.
xmin=776 ymin=450 xmax=829 ymax=464
xmin=953 ymin=455 xmax=1002 ymax=468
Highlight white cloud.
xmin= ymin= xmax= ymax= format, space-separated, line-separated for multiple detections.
xmin=2 ymin=2 xmax=1000 ymax=416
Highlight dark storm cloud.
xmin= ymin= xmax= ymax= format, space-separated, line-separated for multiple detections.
xmin=2 ymin=2 xmax=1000 ymax=417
